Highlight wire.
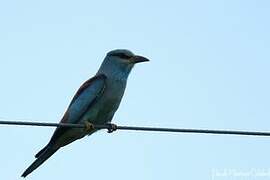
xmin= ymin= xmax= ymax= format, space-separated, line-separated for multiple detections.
xmin=0 ymin=120 xmax=270 ymax=137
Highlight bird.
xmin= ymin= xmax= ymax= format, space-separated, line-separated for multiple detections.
xmin=21 ymin=49 xmax=149 ymax=177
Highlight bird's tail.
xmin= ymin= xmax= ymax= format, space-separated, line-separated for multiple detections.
xmin=21 ymin=147 xmax=58 ymax=178
xmin=35 ymin=144 xmax=49 ymax=158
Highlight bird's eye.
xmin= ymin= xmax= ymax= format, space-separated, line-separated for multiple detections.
xmin=111 ymin=53 xmax=132 ymax=59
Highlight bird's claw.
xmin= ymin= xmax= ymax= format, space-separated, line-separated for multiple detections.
xmin=84 ymin=121 xmax=94 ymax=132
xmin=107 ymin=123 xmax=117 ymax=133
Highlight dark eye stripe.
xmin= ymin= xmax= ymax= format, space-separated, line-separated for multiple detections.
xmin=111 ymin=53 xmax=132 ymax=59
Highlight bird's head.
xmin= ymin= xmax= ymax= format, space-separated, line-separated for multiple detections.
xmin=98 ymin=49 xmax=149 ymax=80
xmin=107 ymin=49 xmax=149 ymax=64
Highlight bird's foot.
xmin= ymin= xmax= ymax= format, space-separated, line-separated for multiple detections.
xmin=107 ymin=123 xmax=117 ymax=133
xmin=84 ymin=121 xmax=95 ymax=133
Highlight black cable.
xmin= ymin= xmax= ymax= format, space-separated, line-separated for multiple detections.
xmin=0 ymin=120 xmax=270 ymax=137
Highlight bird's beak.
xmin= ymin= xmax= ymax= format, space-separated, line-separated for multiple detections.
xmin=131 ymin=55 xmax=150 ymax=64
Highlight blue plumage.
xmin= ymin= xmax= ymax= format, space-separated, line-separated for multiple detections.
xmin=21 ymin=49 xmax=149 ymax=177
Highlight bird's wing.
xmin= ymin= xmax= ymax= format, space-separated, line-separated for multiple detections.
xmin=63 ymin=74 xmax=107 ymax=123
xmin=47 ymin=74 xmax=107 ymax=146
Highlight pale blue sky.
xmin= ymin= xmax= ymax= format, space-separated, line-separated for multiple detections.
xmin=0 ymin=0 xmax=270 ymax=179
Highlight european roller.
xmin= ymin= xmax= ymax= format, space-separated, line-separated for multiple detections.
xmin=21 ymin=49 xmax=149 ymax=177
